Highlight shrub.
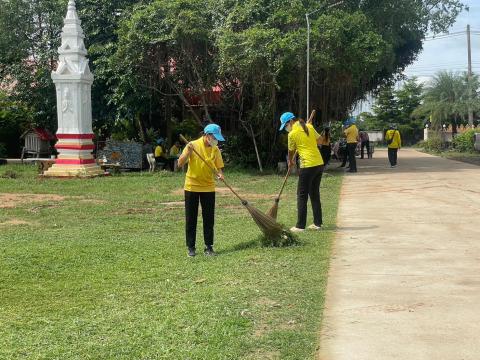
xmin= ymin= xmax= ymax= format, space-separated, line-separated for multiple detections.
xmin=0 ymin=143 xmax=7 ymax=158
xmin=452 ymin=130 xmax=475 ymax=153
xmin=420 ymin=136 xmax=448 ymax=153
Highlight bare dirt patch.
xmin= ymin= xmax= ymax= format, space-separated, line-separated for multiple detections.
xmin=0 ymin=193 xmax=68 ymax=209
xmin=222 ymin=204 xmax=246 ymax=213
xmin=115 ymin=208 xmax=157 ymax=215
xmin=79 ymin=199 xmax=106 ymax=205
xmin=0 ymin=218 xmax=34 ymax=226
xmin=171 ymin=187 xmax=275 ymax=200
xmin=160 ymin=201 xmax=184 ymax=207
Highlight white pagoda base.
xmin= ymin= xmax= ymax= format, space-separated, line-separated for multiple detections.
xmin=43 ymin=0 xmax=103 ymax=178
xmin=44 ymin=134 xmax=103 ymax=177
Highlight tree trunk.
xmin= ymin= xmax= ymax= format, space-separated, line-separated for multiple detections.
xmin=250 ymin=124 xmax=263 ymax=173
xmin=137 ymin=113 xmax=146 ymax=143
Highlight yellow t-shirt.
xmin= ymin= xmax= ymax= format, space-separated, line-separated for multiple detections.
xmin=154 ymin=145 xmax=164 ymax=157
xmin=344 ymin=124 xmax=359 ymax=144
xmin=169 ymin=145 xmax=180 ymax=157
xmin=288 ymin=122 xmax=324 ymax=168
xmin=183 ymin=137 xmax=225 ymax=192
xmin=386 ymin=130 xmax=402 ymax=149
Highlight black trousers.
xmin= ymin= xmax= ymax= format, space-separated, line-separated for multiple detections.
xmin=185 ymin=191 xmax=215 ymax=249
xmin=297 ymin=165 xmax=324 ymax=229
xmin=361 ymin=140 xmax=370 ymax=159
xmin=388 ymin=148 xmax=398 ymax=166
xmin=320 ymin=145 xmax=331 ymax=165
xmin=347 ymin=143 xmax=357 ymax=171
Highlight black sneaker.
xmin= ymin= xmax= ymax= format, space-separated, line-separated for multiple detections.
xmin=204 ymin=247 xmax=216 ymax=256
xmin=187 ymin=248 xmax=196 ymax=257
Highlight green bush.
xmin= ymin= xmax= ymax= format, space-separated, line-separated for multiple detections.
xmin=0 ymin=92 xmax=33 ymax=157
xmin=0 ymin=143 xmax=7 ymax=158
xmin=420 ymin=136 xmax=448 ymax=153
xmin=452 ymin=130 xmax=475 ymax=153
xmin=221 ymin=133 xmax=259 ymax=168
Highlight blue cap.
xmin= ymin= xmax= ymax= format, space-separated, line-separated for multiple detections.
xmin=343 ymin=117 xmax=356 ymax=127
xmin=279 ymin=112 xmax=295 ymax=131
xmin=156 ymin=138 xmax=164 ymax=144
xmin=204 ymin=123 xmax=225 ymax=141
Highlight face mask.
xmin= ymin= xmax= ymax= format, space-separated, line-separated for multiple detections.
xmin=208 ymin=136 xmax=218 ymax=147
xmin=285 ymin=123 xmax=292 ymax=133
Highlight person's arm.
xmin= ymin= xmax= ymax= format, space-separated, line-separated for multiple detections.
xmin=177 ymin=143 xmax=193 ymax=168
xmin=397 ymin=132 xmax=402 ymax=149
xmin=317 ymin=134 xmax=324 ymax=146
xmin=214 ymin=148 xmax=225 ymax=181
xmin=288 ymin=150 xmax=296 ymax=169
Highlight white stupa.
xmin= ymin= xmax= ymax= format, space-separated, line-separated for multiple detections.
xmin=44 ymin=0 xmax=103 ymax=177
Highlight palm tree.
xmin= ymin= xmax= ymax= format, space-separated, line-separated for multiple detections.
xmin=414 ymin=71 xmax=480 ymax=133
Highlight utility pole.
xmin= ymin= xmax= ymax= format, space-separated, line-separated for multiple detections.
xmin=467 ymin=24 xmax=474 ymax=126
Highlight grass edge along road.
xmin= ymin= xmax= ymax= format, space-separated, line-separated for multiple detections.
xmin=0 ymin=165 xmax=342 ymax=359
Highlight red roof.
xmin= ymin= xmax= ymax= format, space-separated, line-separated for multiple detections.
xmin=22 ymin=128 xmax=56 ymax=141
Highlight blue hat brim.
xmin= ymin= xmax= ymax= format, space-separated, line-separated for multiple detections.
xmin=212 ymin=132 xmax=225 ymax=141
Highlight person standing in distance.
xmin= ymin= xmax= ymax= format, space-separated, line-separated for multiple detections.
xmin=359 ymin=130 xmax=370 ymax=159
xmin=279 ymin=112 xmax=325 ymax=233
xmin=177 ymin=124 xmax=225 ymax=257
xmin=385 ymin=124 xmax=401 ymax=168
xmin=343 ymin=117 xmax=359 ymax=173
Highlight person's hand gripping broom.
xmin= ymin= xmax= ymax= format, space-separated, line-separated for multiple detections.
xmin=179 ymin=135 xmax=284 ymax=239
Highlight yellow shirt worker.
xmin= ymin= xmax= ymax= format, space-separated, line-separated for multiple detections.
xmin=344 ymin=123 xmax=359 ymax=144
xmin=178 ymin=124 xmax=225 ymax=257
xmin=288 ymin=122 xmax=324 ymax=168
xmin=169 ymin=143 xmax=181 ymax=157
xmin=342 ymin=118 xmax=359 ymax=173
xmin=385 ymin=126 xmax=402 ymax=168
xmin=154 ymin=143 xmax=164 ymax=159
xmin=279 ymin=112 xmax=324 ymax=233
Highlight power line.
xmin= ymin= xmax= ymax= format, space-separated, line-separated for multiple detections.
xmin=424 ymin=31 xmax=466 ymax=41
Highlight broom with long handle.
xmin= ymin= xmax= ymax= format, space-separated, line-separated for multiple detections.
xmin=266 ymin=110 xmax=316 ymax=219
xmin=179 ymin=135 xmax=284 ymax=238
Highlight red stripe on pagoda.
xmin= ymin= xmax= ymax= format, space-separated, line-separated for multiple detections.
xmin=56 ymin=133 xmax=95 ymax=139
xmin=55 ymin=159 xmax=96 ymax=165
xmin=55 ymin=144 xmax=95 ymax=150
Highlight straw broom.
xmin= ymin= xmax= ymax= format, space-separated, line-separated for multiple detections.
xmin=266 ymin=110 xmax=316 ymax=220
xmin=179 ymin=135 xmax=284 ymax=239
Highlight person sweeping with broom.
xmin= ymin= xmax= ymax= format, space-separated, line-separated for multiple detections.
xmin=177 ymin=124 xmax=225 ymax=257
xmin=279 ymin=112 xmax=324 ymax=233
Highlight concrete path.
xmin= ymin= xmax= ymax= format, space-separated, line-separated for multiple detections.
xmin=318 ymin=149 xmax=480 ymax=360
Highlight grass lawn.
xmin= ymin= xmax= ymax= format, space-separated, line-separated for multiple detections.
xmin=0 ymin=164 xmax=342 ymax=359
xmin=440 ymin=151 xmax=480 ymax=166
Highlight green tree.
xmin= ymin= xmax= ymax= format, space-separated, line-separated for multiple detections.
xmin=414 ymin=71 xmax=480 ymax=132
xmin=396 ymin=78 xmax=424 ymax=124
xmin=0 ymin=0 xmax=65 ymax=130
xmin=371 ymin=84 xmax=400 ymax=125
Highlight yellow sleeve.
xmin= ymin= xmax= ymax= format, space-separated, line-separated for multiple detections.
xmin=180 ymin=145 xmax=190 ymax=159
xmin=397 ymin=132 xmax=402 ymax=147
xmin=311 ymin=125 xmax=321 ymax=140
xmin=288 ymin=133 xmax=296 ymax=151
xmin=214 ymin=147 xmax=224 ymax=169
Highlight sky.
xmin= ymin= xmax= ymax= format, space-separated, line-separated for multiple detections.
xmin=354 ymin=0 xmax=480 ymax=114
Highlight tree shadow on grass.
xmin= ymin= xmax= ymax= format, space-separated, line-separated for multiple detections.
xmin=217 ymin=239 xmax=259 ymax=255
